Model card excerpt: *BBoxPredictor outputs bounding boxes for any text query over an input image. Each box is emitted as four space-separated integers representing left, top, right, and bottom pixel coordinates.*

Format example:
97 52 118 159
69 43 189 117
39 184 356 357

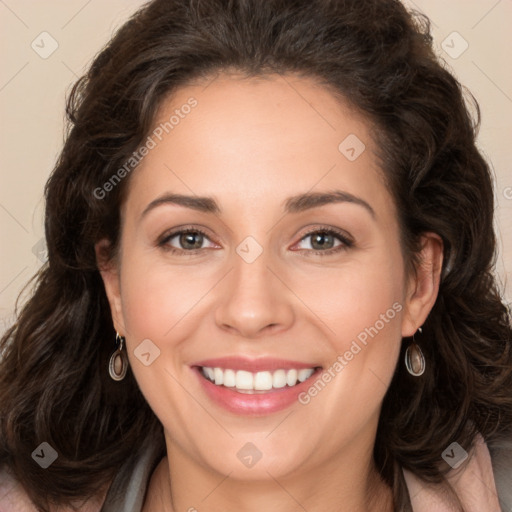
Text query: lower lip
193 367 321 415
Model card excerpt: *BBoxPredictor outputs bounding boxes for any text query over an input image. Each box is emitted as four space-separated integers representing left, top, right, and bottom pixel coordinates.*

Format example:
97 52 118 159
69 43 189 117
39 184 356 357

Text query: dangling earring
405 327 426 377
109 333 128 381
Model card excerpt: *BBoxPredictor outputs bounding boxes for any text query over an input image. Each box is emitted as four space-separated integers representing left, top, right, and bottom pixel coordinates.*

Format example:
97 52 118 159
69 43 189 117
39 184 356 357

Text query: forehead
124 73 394 222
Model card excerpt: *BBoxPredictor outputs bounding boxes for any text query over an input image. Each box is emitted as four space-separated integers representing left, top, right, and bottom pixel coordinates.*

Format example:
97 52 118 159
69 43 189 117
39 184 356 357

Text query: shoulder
0 466 38 512
403 432 512 511
0 435 163 512
487 432 512 510
0 465 107 512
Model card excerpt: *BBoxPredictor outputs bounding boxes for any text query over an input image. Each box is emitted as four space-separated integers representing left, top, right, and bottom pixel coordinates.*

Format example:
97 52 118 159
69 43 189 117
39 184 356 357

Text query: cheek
293 246 405 349
339 255 405 374
293 244 405 407
118 251 213 341
116 251 209 440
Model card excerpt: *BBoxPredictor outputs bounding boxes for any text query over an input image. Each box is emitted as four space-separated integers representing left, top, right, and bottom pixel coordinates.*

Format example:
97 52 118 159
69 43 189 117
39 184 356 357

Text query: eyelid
158 224 216 241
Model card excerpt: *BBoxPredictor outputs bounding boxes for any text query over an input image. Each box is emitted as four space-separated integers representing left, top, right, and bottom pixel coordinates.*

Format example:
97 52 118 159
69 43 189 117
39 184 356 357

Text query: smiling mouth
198 366 322 393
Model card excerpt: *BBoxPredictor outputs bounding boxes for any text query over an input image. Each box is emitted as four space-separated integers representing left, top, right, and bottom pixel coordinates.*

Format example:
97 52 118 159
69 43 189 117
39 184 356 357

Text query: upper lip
192 356 322 373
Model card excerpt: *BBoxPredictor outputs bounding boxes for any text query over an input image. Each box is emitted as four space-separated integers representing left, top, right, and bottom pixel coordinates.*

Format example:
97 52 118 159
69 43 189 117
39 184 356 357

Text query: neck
144 437 394 512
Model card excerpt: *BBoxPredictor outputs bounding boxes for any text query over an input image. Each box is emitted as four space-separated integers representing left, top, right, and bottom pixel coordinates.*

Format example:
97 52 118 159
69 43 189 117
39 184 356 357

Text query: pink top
403 434 502 511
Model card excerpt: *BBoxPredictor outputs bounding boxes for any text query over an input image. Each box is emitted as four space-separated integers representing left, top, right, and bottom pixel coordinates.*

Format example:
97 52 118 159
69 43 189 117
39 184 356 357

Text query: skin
97 72 443 512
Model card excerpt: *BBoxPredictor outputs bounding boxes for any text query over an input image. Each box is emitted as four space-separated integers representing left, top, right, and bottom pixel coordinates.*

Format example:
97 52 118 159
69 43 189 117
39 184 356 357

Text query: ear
95 238 126 335
401 232 444 337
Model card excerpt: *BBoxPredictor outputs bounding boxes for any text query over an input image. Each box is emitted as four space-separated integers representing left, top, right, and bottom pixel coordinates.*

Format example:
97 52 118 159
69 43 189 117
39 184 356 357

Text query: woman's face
99 73 440 482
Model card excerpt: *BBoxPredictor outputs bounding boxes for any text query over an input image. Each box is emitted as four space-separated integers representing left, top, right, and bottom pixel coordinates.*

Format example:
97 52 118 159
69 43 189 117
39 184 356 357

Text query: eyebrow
284 190 375 218
140 190 376 220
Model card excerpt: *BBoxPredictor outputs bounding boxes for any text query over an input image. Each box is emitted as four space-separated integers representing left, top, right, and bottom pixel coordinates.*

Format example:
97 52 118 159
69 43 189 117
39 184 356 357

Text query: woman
1 0 511 510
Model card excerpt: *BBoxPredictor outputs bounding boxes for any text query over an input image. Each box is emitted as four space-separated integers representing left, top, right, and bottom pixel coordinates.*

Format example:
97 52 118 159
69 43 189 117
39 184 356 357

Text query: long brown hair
1 0 511 510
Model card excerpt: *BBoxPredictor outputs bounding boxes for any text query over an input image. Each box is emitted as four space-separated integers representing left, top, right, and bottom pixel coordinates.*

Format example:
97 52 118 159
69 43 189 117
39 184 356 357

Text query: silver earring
405 327 426 377
109 333 128 381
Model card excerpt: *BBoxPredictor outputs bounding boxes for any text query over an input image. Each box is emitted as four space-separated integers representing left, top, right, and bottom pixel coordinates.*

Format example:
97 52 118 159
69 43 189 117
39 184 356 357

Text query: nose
214 248 295 339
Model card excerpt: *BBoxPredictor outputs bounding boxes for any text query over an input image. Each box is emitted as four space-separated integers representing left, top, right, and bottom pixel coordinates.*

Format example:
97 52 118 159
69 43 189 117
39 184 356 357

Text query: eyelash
157 225 354 256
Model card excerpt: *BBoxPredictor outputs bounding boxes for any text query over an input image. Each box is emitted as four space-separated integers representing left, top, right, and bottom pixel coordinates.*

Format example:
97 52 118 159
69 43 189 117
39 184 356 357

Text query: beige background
1 0 511 335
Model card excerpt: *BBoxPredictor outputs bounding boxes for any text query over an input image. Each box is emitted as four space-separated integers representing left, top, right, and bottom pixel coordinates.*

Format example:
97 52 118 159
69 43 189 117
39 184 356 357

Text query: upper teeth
201 367 315 391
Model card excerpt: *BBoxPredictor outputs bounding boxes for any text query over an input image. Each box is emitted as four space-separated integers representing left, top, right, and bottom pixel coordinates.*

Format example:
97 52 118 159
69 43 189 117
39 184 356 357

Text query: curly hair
1 0 511 510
